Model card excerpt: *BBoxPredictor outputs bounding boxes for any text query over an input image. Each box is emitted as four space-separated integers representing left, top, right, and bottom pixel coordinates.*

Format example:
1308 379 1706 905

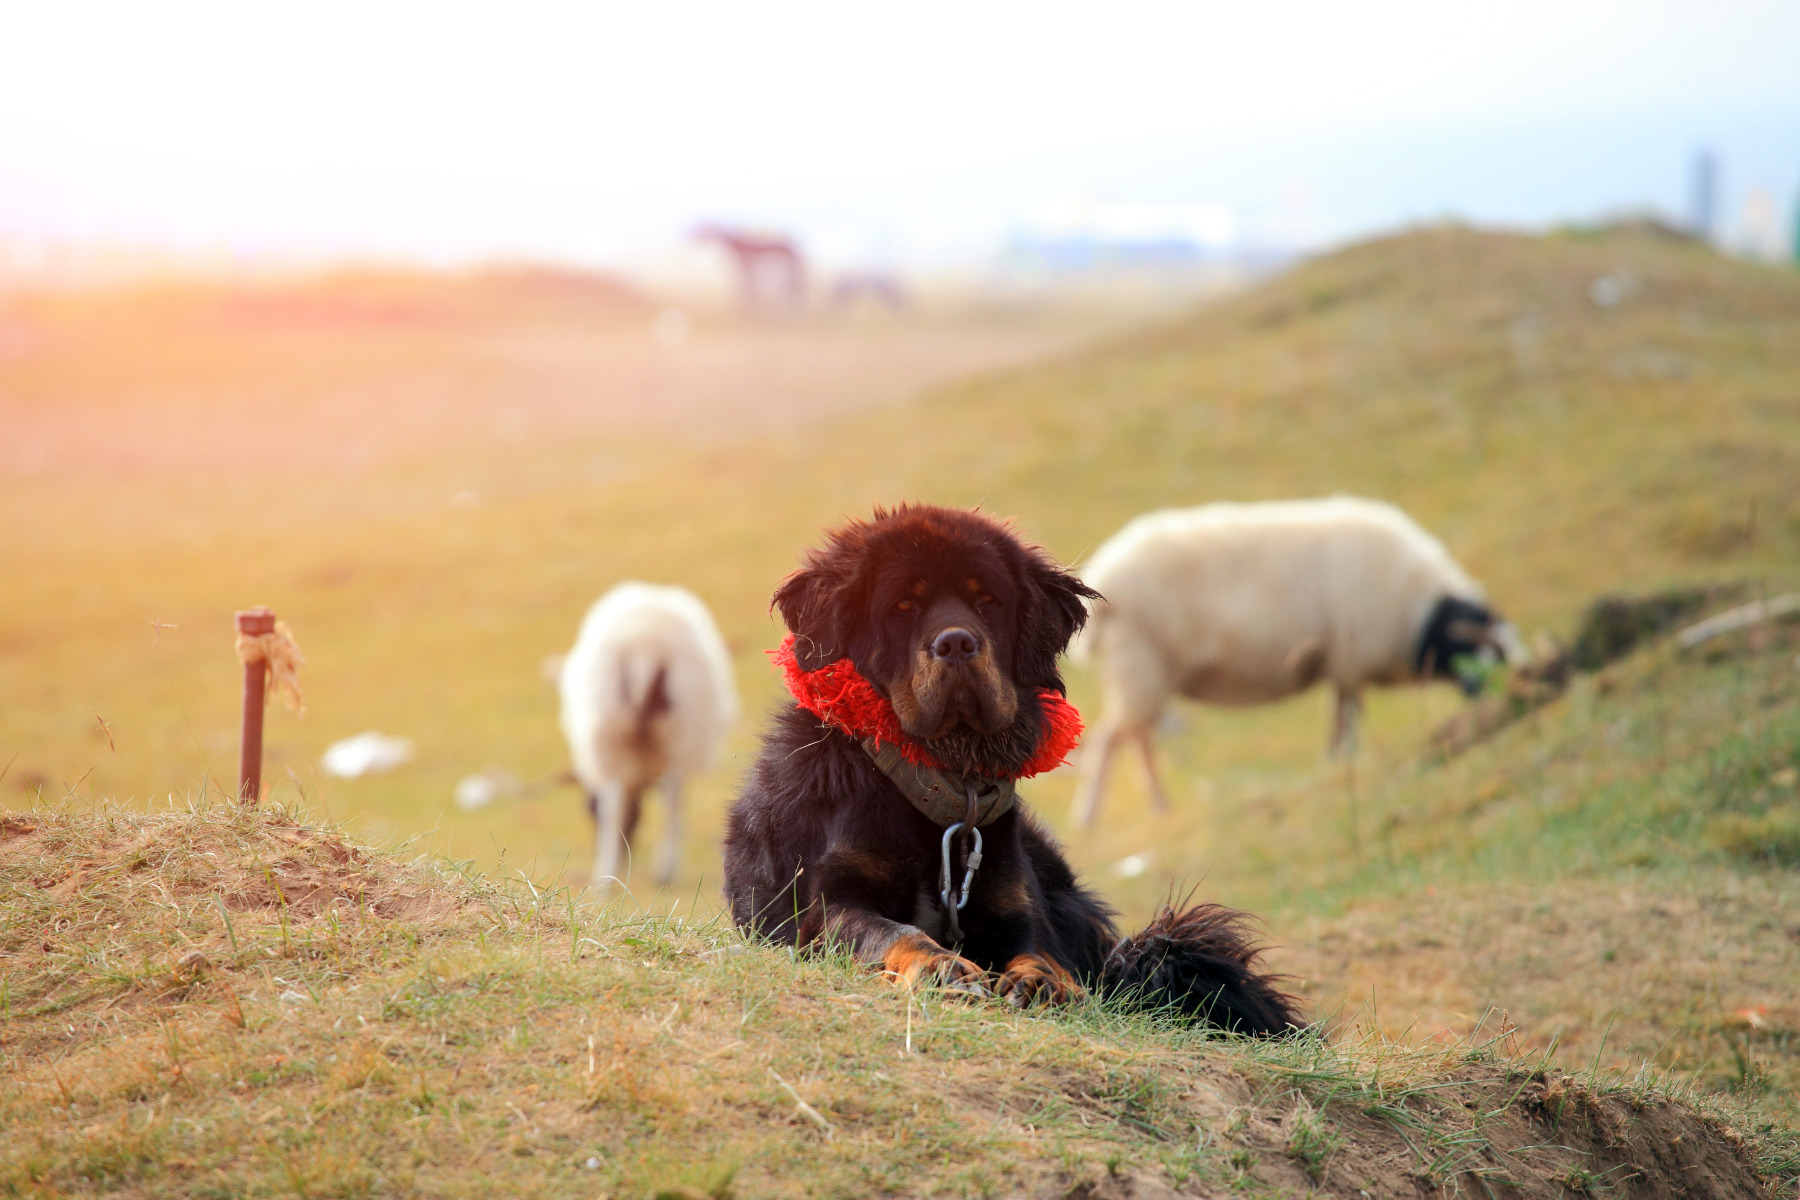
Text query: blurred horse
693 224 806 311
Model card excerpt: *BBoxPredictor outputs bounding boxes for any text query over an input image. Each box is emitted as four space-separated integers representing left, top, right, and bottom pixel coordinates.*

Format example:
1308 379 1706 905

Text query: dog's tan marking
832 850 899 888
882 930 989 994
983 872 1035 918
995 952 1084 1008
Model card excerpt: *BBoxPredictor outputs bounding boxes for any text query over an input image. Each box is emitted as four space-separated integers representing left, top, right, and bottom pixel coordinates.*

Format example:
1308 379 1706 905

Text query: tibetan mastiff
722 504 1298 1033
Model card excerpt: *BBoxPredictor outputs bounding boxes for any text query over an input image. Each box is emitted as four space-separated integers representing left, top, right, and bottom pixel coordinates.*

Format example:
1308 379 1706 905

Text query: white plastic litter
1112 852 1154 879
454 773 501 811
320 731 415 779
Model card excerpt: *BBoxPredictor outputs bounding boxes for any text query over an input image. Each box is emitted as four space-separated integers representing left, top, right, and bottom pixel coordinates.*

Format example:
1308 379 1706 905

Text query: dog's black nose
931 627 980 664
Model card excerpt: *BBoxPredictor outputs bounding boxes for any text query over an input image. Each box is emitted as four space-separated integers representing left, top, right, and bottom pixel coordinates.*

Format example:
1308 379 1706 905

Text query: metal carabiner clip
939 821 983 912
939 782 988 945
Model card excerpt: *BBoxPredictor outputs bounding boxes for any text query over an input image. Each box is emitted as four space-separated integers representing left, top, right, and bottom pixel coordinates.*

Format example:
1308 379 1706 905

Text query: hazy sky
2 0 1797 267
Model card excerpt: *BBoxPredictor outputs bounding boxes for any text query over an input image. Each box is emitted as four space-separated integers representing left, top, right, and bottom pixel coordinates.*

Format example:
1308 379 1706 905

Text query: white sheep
558 582 738 890
1070 496 1521 827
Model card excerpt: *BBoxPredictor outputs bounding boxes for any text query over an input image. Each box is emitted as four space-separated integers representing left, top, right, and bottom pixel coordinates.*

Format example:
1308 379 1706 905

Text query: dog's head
774 504 1098 774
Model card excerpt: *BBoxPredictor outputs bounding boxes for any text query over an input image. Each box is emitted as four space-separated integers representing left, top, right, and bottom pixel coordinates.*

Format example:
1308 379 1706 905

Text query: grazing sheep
558 582 738 890
1070 496 1521 828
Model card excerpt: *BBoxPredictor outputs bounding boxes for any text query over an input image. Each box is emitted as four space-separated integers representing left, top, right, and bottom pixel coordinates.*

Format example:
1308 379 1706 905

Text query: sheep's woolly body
559 583 737 794
1068 497 1504 825
1080 496 1483 715
559 582 737 889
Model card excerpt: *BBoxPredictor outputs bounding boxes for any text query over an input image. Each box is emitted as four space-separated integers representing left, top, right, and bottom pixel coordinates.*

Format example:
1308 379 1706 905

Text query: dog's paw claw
996 954 1084 1008
930 953 992 997
883 937 993 997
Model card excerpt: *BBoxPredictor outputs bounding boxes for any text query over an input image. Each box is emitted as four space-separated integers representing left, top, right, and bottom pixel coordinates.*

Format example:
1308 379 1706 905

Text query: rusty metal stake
236 607 275 803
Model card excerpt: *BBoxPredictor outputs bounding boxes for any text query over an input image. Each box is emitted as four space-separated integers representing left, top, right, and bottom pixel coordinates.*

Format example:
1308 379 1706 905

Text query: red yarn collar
767 633 1082 779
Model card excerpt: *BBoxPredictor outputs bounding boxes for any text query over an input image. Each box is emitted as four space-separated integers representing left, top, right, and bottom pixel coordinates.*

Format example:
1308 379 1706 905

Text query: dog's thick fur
723 505 1298 1033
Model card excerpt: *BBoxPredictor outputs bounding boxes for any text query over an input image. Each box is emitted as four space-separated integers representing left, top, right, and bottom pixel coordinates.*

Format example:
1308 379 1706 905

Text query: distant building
1689 149 1718 242
1004 200 1243 274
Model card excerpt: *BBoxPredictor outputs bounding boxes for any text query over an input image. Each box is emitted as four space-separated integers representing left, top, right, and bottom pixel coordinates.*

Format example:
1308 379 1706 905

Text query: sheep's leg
1069 720 1129 829
1134 727 1171 814
610 784 647 885
1329 687 1363 758
653 776 683 888
620 785 646 844
592 779 628 891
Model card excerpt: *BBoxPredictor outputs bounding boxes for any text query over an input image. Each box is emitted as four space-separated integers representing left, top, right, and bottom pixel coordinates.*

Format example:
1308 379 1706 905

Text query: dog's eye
895 599 913 613
977 594 996 607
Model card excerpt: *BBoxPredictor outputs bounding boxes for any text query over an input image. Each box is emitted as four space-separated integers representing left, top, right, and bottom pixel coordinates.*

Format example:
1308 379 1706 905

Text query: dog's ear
772 558 862 670
1016 552 1102 691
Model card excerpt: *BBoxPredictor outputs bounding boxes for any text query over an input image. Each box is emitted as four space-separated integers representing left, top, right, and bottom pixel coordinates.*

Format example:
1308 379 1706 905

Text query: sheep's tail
616 655 672 746
1100 903 1301 1036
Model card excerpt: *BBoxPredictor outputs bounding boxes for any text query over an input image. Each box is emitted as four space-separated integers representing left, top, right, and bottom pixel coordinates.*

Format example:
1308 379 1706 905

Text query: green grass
1262 622 1800 1117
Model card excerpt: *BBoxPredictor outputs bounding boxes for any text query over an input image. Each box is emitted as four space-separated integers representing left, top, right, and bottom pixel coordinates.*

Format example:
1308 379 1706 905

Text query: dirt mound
1268 1073 1761 1199
1066 1072 1766 1198
0 801 487 1045
1570 584 1745 671
1048 1024 1776 1199
1 802 442 919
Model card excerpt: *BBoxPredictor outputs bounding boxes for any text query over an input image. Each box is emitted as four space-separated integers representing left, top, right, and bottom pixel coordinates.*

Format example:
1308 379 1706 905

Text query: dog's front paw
882 931 991 997
996 953 1084 1008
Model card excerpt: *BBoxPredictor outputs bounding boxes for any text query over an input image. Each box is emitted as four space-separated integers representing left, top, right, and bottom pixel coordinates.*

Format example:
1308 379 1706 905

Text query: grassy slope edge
1 800 1791 1199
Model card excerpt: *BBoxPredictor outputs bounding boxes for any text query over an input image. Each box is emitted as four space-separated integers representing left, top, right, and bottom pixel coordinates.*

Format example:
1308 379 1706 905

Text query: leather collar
860 738 1016 827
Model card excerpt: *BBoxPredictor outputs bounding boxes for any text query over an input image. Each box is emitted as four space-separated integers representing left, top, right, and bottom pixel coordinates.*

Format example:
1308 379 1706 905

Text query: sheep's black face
1417 596 1509 696
773 504 1098 776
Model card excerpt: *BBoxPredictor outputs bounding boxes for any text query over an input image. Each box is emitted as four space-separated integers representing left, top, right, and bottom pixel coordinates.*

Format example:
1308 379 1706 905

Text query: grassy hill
4 223 1800 1192
0 799 1790 1198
